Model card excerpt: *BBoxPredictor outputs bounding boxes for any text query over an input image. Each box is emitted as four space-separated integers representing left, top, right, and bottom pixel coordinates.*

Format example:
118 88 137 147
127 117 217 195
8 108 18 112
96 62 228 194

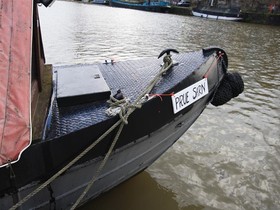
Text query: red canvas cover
0 0 33 167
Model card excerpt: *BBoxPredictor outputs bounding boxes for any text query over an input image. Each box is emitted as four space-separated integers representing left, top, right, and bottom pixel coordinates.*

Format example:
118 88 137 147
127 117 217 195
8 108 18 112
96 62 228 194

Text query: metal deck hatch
56 65 111 106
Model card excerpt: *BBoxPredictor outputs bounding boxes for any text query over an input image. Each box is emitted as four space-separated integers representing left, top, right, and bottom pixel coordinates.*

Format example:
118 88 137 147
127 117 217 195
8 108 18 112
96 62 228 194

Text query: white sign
171 78 208 114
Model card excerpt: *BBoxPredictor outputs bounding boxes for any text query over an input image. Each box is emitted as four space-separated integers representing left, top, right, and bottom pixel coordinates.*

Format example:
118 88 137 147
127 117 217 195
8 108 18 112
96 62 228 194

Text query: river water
39 1 280 210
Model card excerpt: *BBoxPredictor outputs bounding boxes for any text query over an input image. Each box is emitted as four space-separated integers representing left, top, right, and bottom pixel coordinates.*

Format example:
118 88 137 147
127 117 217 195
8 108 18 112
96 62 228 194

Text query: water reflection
39 1 280 210
79 172 205 210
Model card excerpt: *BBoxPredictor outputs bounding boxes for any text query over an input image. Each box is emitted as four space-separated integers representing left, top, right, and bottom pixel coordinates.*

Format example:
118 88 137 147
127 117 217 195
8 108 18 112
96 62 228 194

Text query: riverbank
241 11 280 25
169 6 192 16
169 6 280 26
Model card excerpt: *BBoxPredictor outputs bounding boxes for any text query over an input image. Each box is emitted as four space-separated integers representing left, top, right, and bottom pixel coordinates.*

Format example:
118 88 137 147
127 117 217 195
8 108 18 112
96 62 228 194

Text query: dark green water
39 1 280 209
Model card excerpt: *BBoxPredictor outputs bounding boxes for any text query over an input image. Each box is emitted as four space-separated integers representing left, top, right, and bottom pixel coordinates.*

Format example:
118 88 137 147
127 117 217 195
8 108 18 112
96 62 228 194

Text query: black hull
192 7 242 20
1 94 213 209
0 48 228 209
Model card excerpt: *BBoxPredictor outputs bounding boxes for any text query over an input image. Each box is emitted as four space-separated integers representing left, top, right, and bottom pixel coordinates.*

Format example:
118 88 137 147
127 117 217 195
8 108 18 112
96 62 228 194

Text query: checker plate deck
47 50 208 139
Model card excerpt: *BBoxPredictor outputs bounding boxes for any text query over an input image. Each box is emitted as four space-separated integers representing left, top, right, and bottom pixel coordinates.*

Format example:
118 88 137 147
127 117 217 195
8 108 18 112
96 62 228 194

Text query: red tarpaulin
0 0 33 167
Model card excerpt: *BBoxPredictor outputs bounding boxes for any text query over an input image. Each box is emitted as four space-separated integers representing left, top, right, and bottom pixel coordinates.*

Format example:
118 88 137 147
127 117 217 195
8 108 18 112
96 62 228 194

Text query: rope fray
106 96 142 122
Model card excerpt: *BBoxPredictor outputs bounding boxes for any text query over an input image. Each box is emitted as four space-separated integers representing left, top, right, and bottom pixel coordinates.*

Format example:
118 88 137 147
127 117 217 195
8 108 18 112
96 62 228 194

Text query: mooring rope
9 120 122 210
9 56 174 210
70 122 125 210
70 59 174 209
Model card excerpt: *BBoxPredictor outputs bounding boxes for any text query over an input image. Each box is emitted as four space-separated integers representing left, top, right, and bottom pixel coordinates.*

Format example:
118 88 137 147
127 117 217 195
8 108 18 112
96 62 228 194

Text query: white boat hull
192 11 242 21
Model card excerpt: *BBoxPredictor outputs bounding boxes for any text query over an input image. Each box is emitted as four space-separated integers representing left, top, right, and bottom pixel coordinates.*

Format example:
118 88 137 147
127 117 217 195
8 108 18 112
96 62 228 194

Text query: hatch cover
56 65 111 106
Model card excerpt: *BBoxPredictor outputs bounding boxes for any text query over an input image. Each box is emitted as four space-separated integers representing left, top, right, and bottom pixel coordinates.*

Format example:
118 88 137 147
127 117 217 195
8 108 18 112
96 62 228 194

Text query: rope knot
106 92 144 125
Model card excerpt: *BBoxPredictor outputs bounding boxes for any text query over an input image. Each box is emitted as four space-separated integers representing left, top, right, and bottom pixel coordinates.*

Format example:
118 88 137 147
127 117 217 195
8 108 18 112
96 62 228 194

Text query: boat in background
110 0 171 13
0 0 244 209
91 0 109 5
177 0 191 7
192 0 242 21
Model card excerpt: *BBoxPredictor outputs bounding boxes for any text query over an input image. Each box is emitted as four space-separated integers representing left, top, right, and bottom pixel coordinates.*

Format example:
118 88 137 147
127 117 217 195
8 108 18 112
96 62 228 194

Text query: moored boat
192 0 242 21
110 0 171 13
0 0 244 209
91 0 109 5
